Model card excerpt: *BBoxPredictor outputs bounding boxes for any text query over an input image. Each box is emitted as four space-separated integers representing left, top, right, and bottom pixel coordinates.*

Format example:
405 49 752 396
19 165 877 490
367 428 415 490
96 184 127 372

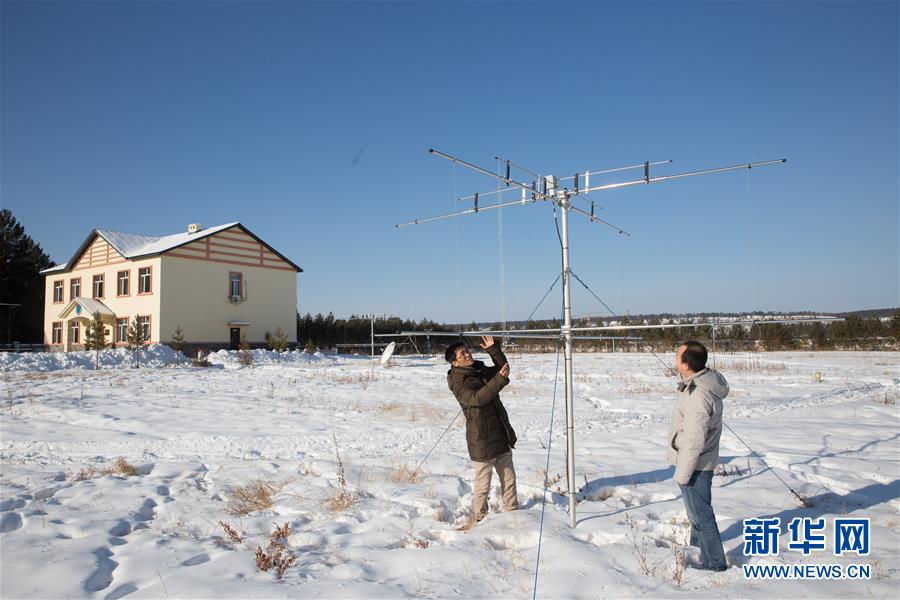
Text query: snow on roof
43 221 302 275
40 263 68 274
97 222 239 258
60 297 115 319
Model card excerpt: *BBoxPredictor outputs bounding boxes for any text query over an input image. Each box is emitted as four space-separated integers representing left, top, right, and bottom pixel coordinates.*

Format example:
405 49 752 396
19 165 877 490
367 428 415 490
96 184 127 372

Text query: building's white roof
40 221 302 275
41 263 68 274
97 222 239 258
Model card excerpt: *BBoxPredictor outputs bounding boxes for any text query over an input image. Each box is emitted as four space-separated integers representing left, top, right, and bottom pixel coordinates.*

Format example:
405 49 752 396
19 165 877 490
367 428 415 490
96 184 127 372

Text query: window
229 272 243 298
69 321 80 344
116 318 128 343
138 316 150 340
53 281 64 303
70 278 81 300
117 271 129 296
93 274 105 298
52 322 63 344
138 267 152 294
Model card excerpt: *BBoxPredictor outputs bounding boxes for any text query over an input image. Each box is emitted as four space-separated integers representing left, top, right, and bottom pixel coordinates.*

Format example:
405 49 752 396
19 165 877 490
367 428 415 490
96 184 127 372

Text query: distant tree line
296 313 441 353
298 311 899 354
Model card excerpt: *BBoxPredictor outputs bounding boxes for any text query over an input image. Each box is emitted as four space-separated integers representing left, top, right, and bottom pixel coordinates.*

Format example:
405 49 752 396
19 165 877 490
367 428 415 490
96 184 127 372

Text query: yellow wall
43 256 162 347
158 255 297 344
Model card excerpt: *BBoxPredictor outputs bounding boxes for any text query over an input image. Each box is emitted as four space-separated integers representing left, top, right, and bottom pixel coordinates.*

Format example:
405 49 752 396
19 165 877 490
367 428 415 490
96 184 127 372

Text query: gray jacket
666 368 729 485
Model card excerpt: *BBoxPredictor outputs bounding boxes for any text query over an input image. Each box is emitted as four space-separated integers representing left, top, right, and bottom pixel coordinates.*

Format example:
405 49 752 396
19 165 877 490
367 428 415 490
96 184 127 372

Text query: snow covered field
1 348 898 599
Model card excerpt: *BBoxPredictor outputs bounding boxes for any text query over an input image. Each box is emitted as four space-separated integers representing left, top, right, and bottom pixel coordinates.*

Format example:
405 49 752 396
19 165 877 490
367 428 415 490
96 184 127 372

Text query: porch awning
59 297 115 319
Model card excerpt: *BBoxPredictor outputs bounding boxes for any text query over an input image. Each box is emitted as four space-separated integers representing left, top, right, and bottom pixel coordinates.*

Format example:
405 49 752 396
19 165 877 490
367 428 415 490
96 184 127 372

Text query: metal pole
371 315 375 378
560 193 576 528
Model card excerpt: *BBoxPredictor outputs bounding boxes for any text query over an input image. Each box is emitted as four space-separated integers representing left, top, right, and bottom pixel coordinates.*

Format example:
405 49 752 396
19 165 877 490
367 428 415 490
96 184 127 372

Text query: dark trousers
679 470 727 571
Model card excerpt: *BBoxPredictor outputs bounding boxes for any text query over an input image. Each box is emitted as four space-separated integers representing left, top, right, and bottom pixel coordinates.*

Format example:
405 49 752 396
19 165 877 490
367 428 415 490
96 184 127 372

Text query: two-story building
41 222 302 351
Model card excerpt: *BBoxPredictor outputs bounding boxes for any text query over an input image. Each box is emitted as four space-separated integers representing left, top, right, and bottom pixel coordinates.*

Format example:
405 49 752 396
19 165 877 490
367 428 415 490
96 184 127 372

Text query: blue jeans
679 470 727 571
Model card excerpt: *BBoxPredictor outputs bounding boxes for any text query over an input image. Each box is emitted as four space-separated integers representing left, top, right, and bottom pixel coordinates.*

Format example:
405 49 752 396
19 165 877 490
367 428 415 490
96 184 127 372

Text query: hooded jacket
447 344 517 462
666 368 729 485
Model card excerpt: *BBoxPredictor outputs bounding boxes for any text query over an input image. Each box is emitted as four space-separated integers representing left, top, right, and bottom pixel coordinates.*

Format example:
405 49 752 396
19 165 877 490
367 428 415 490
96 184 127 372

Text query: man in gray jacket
667 340 729 571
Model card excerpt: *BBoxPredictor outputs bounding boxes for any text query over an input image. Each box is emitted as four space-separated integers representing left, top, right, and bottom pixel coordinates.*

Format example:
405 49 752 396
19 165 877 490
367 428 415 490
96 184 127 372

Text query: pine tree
0 210 54 343
238 334 253 366
83 312 108 369
170 326 185 353
126 316 147 368
270 326 288 352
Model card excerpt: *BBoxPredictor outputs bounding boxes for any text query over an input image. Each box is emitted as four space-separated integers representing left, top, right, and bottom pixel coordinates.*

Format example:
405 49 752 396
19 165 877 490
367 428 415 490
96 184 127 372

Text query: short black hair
679 340 708 372
445 342 466 364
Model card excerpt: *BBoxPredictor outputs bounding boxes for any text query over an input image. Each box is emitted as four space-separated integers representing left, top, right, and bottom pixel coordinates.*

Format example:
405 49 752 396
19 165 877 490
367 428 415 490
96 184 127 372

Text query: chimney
188 223 202 234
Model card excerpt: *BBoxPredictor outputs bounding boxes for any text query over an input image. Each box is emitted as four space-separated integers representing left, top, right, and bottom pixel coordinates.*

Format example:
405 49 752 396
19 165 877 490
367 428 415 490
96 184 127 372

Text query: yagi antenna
396 147 786 528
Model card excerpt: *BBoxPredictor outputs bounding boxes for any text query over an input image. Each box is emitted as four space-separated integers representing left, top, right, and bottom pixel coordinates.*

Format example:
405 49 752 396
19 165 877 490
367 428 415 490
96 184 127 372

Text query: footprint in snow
108 520 132 537
182 553 210 567
134 498 157 522
84 547 118 593
0 512 23 533
0 498 26 511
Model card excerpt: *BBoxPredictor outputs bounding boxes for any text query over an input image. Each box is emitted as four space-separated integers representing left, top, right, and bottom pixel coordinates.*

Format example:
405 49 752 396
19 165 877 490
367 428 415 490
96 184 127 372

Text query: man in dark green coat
446 336 518 522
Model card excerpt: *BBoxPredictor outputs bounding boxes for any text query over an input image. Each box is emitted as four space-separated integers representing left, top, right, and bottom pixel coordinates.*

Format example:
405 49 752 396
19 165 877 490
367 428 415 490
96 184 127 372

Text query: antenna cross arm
395 196 532 228
429 148 553 202
568 205 631 236
583 159 786 194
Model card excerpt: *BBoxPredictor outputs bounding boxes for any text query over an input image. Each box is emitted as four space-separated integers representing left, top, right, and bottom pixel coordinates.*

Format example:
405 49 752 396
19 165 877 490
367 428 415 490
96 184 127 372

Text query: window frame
228 271 243 298
116 317 128 344
92 273 105 299
52 321 63 344
137 315 151 341
52 280 64 303
70 277 81 301
116 270 130 297
69 320 80 344
138 267 152 295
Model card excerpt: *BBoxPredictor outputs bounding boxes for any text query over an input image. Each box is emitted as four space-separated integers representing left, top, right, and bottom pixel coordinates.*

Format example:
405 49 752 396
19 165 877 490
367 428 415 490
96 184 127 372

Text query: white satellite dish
380 341 396 366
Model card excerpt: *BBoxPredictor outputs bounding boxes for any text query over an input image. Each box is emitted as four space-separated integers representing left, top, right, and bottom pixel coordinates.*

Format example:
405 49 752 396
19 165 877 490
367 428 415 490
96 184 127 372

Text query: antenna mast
398 149 786 528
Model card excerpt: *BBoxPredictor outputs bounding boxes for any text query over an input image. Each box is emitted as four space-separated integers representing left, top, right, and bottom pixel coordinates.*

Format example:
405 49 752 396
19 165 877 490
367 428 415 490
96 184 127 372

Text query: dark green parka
447 344 517 462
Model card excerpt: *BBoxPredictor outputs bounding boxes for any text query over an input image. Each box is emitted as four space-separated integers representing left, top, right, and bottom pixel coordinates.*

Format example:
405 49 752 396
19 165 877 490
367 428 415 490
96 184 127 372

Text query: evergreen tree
83 311 108 369
170 326 185 353
270 326 289 352
126 316 147 367
0 210 54 344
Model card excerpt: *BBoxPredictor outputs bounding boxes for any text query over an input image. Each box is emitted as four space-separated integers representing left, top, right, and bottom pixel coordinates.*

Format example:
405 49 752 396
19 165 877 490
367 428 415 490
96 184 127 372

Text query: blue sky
2 1 897 323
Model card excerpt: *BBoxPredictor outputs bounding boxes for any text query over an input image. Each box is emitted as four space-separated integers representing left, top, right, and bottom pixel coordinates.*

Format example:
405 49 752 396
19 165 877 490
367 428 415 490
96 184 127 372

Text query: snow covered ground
1 348 898 598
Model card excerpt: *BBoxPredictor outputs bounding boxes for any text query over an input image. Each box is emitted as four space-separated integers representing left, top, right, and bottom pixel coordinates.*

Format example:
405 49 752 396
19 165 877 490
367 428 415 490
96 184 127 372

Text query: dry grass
70 457 136 481
390 462 425 484
226 479 281 516
714 461 752 477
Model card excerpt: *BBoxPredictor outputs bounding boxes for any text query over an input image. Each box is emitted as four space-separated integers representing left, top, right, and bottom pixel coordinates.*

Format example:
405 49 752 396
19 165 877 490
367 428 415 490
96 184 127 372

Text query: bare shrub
668 517 690 586
219 521 243 544
238 335 253 366
326 434 357 511
255 522 297 579
625 514 653 576
226 479 279 516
